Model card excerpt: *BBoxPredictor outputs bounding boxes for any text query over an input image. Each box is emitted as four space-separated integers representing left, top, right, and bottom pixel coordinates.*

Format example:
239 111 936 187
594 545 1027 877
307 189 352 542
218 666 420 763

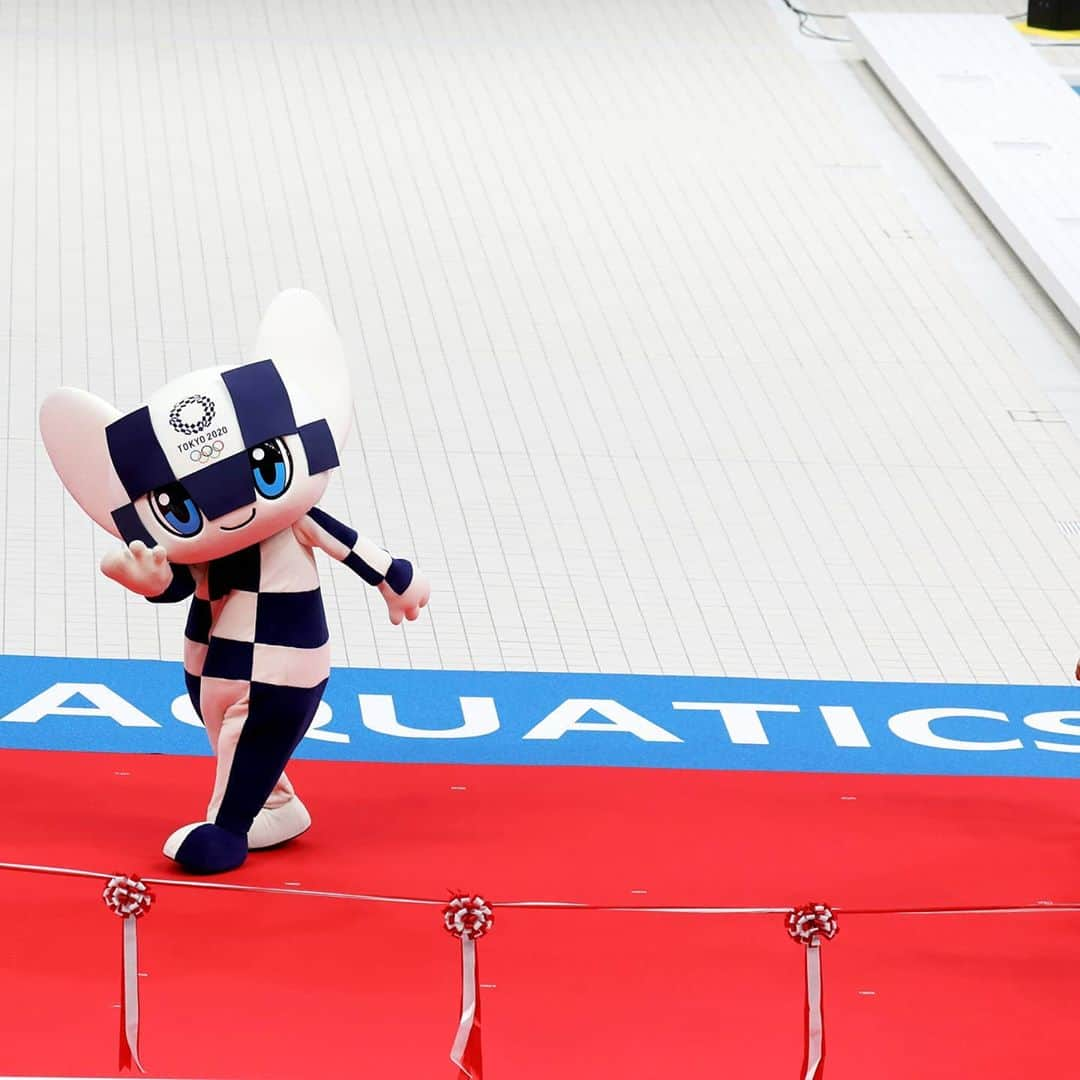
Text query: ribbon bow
443 895 494 1078
786 902 838 947
786 903 837 1080
103 875 154 1073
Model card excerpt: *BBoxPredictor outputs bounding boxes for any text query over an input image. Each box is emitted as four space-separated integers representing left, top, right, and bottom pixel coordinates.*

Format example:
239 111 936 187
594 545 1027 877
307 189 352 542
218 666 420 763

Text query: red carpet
1 749 1079 1077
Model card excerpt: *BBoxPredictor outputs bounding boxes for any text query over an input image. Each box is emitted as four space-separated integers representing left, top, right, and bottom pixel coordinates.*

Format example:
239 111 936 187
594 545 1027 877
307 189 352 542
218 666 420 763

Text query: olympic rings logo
169 394 216 435
189 440 225 463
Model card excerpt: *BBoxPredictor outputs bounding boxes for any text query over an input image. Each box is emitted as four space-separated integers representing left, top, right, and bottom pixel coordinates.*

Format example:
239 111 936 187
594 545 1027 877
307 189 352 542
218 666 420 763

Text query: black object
1028 0 1080 31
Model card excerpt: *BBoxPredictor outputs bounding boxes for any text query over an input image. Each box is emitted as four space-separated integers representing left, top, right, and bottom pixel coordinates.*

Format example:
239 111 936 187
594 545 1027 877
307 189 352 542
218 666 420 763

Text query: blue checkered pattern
182 539 330 696
150 507 407 840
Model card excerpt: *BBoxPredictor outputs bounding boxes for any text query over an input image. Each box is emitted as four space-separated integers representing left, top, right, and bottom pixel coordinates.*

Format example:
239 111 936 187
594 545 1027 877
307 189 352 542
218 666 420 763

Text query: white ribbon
450 935 478 1073
803 942 823 1080
123 915 145 1074
5 862 1078 918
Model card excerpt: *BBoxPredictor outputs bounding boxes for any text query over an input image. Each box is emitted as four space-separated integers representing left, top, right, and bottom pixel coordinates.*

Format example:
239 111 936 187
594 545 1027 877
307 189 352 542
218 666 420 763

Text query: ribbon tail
450 936 482 1079
119 916 145 1074
802 942 825 1080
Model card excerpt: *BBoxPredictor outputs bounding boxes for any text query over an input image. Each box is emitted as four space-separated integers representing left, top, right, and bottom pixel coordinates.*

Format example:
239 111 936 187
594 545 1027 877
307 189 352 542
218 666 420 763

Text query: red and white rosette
786 903 838 1080
443 895 494 1079
103 874 154 1074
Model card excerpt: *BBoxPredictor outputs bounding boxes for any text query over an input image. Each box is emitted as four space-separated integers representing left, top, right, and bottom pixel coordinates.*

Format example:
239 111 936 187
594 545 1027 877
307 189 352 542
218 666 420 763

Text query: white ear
39 388 126 538
250 289 352 448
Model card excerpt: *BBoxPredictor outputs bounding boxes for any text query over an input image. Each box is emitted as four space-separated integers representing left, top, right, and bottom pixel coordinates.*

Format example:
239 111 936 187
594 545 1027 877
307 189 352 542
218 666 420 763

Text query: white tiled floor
4 0 1080 683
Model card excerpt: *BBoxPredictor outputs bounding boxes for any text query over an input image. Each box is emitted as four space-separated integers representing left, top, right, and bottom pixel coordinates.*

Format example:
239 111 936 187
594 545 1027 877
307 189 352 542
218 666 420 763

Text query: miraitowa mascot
39 290 430 874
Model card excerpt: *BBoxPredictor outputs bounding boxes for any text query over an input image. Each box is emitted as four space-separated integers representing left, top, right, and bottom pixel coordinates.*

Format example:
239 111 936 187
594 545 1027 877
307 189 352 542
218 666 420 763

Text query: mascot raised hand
39 290 430 874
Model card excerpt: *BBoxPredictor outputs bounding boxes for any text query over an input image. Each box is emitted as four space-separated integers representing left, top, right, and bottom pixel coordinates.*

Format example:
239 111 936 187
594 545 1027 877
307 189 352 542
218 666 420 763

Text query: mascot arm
295 507 430 625
147 562 198 604
100 541 196 603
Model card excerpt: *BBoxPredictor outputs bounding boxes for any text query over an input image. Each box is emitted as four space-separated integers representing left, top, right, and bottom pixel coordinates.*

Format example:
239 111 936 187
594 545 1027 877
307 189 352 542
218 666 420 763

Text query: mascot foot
163 822 248 874
248 796 312 850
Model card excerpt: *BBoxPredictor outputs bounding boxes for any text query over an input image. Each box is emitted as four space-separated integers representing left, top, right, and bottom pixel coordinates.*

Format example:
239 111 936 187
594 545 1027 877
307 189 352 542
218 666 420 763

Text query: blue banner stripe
0 654 1079 779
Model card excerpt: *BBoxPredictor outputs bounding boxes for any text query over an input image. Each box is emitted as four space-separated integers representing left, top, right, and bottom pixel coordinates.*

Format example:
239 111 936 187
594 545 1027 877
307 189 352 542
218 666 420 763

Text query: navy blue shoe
163 821 248 874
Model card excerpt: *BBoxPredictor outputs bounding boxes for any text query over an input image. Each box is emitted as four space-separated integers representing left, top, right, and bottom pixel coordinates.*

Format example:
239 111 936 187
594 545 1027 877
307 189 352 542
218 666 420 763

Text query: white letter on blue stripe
888 708 1020 751
1023 712 1080 753
0 683 160 727
359 695 500 738
524 699 682 742
671 702 799 745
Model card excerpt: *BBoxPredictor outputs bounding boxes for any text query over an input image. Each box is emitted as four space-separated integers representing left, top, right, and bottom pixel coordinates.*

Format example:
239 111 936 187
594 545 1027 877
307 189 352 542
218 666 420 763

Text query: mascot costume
39 290 430 874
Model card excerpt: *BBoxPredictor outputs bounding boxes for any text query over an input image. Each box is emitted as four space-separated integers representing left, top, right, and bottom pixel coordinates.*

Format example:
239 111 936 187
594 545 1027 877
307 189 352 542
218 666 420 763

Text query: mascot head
39 290 352 564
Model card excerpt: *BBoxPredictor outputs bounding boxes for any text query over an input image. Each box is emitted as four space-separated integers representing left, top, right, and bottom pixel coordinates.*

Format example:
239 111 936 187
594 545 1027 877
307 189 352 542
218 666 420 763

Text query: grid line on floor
3 0 1080 683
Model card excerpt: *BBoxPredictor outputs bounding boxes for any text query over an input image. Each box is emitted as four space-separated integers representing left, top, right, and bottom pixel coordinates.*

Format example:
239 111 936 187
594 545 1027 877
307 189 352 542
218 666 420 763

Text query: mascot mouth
219 508 256 532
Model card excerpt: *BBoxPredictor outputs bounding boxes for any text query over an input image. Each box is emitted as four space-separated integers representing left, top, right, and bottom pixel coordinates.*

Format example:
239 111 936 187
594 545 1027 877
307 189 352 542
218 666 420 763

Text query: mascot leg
247 770 313 850
164 679 326 873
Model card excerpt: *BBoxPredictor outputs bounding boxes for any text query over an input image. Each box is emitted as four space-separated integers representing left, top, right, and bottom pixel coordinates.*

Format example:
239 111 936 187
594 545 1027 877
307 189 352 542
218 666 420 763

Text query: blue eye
250 438 292 499
149 483 203 537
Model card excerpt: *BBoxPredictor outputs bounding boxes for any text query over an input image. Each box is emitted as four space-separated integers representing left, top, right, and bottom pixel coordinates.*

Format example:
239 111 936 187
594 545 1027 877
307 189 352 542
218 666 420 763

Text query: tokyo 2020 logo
169 395 216 436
